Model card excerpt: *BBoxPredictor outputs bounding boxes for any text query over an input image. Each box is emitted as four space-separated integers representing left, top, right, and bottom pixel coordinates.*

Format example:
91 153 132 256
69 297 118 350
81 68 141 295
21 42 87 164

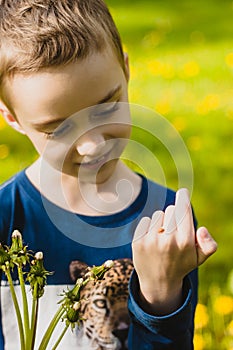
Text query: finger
196 227 218 265
148 210 164 234
133 216 151 242
163 205 176 234
175 188 194 236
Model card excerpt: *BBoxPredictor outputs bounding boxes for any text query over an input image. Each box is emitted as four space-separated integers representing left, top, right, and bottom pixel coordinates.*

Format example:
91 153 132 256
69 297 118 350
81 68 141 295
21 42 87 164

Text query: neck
26 158 142 216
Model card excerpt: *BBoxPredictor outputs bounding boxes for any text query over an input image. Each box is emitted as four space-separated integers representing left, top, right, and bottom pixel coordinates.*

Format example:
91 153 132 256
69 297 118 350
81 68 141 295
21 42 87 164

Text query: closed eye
44 120 74 139
91 101 119 119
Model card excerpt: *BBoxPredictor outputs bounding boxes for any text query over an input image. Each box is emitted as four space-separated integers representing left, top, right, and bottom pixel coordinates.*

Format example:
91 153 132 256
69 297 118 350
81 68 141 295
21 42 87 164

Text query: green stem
38 306 65 350
17 265 30 347
30 283 39 350
51 324 69 350
5 269 25 350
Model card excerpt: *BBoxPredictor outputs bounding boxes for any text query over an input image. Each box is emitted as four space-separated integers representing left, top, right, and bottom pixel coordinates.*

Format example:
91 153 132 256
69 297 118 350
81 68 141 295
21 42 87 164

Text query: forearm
128 271 194 350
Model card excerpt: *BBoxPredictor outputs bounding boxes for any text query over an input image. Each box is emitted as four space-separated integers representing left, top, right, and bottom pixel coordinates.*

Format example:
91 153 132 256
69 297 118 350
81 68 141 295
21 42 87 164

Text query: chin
76 159 118 185
96 159 118 184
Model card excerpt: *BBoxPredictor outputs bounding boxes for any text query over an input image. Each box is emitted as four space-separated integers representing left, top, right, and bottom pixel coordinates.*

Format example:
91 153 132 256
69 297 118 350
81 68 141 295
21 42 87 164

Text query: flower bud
76 278 84 286
35 252 43 260
90 260 114 280
66 306 80 323
73 301 81 311
27 251 52 298
103 260 114 269
12 230 22 239
9 230 29 266
11 230 23 251
0 244 11 269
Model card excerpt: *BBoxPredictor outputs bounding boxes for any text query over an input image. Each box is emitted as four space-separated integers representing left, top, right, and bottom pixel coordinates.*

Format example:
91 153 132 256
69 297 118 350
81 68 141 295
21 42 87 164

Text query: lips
77 148 113 169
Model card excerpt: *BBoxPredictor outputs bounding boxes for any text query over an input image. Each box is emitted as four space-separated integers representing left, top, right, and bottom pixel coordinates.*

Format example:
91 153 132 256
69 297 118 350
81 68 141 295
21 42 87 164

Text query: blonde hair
0 0 125 85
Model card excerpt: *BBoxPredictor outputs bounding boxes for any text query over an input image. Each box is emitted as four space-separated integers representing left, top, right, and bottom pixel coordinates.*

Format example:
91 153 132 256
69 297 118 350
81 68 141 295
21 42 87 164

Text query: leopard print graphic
69 258 134 350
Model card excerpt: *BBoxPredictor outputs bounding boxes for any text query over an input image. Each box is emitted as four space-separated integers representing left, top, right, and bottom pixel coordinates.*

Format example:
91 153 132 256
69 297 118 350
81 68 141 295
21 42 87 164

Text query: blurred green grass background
0 0 232 348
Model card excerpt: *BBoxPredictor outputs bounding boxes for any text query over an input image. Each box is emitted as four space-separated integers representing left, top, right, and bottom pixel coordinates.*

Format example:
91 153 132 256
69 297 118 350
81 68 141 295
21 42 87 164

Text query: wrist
139 280 183 316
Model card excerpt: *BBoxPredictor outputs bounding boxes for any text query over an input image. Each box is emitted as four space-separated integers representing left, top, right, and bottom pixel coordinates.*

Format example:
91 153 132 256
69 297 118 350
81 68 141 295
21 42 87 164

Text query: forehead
4 47 126 121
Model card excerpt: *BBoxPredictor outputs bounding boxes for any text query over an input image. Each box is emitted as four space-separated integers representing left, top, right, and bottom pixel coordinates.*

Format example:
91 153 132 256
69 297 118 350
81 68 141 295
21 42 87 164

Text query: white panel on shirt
1 284 91 349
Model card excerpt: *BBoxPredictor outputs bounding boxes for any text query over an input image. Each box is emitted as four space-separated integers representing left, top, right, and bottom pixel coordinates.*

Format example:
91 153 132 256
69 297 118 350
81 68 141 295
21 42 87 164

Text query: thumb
196 227 218 266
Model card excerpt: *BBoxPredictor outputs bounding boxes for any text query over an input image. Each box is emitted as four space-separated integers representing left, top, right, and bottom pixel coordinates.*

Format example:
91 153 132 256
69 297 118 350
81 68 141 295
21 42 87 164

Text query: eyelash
44 132 54 139
91 100 120 119
44 100 120 139
44 122 73 140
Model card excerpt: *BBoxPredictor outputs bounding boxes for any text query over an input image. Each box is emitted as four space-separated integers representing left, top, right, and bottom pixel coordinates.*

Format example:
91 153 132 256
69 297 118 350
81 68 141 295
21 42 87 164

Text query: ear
69 260 89 282
0 101 26 135
123 52 130 82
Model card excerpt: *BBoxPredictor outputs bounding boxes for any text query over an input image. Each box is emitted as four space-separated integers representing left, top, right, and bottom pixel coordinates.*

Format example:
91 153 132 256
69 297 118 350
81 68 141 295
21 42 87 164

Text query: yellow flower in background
194 333 205 350
196 93 220 115
129 88 141 103
155 90 174 115
225 52 233 68
0 117 6 130
195 303 209 329
182 61 200 78
155 100 171 115
172 117 187 132
122 43 128 53
147 60 174 79
147 60 165 77
213 295 233 316
129 64 139 80
0 144 9 160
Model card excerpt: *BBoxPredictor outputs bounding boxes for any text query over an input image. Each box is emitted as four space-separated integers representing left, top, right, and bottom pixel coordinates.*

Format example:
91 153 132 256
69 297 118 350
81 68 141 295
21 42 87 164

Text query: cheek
34 135 75 171
24 132 47 155
108 124 131 139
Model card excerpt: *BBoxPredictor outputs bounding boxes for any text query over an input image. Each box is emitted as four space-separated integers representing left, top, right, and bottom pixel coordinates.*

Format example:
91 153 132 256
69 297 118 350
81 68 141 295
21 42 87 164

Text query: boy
0 0 217 349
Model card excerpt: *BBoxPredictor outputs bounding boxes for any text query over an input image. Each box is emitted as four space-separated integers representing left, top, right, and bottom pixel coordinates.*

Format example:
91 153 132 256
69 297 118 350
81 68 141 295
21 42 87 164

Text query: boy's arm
128 188 217 349
128 271 194 349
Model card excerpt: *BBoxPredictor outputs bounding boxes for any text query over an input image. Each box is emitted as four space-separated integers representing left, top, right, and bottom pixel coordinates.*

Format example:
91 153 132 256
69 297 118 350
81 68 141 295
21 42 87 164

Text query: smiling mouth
77 149 113 168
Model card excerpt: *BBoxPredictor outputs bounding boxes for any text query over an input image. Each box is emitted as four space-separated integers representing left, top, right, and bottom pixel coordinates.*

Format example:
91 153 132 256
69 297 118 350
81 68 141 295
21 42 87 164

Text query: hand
132 188 217 315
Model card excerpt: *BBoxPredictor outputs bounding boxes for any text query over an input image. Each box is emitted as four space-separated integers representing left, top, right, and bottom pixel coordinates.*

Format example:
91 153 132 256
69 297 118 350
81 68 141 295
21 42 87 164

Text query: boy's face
3 47 131 183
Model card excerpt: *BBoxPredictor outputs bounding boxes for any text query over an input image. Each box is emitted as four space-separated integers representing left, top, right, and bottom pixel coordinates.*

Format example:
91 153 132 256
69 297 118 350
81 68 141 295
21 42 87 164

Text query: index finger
133 216 151 242
175 188 195 236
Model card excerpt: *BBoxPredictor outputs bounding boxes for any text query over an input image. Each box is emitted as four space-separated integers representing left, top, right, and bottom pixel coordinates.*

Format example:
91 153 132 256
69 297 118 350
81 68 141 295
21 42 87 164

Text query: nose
76 131 106 156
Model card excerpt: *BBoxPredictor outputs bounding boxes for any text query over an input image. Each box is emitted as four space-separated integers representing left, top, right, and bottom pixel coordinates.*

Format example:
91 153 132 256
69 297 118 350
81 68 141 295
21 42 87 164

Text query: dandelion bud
103 260 114 269
12 230 22 240
73 301 81 311
66 306 80 323
27 251 52 298
76 278 84 286
35 252 43 260
90 260 114 281
11 230 23 251
0 244 11 269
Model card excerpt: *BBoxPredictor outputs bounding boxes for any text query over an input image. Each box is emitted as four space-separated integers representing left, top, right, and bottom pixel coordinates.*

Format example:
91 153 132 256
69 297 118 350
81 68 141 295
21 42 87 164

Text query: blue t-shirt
0 170 197 349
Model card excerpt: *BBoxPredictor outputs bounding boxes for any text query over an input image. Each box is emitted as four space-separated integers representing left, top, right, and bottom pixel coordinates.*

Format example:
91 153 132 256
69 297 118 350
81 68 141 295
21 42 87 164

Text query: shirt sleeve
127 270 194 350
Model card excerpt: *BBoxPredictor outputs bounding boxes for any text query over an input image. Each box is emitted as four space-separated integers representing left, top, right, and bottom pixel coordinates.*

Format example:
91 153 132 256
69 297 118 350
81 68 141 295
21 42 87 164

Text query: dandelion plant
0 230 113 350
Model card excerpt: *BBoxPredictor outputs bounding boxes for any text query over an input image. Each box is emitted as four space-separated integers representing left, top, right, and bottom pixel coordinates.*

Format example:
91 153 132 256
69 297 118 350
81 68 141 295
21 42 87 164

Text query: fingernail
200 228 210 240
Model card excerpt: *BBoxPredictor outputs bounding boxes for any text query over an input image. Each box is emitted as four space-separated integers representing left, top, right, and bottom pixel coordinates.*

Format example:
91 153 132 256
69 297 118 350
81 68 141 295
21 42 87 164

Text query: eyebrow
31 85 122 130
